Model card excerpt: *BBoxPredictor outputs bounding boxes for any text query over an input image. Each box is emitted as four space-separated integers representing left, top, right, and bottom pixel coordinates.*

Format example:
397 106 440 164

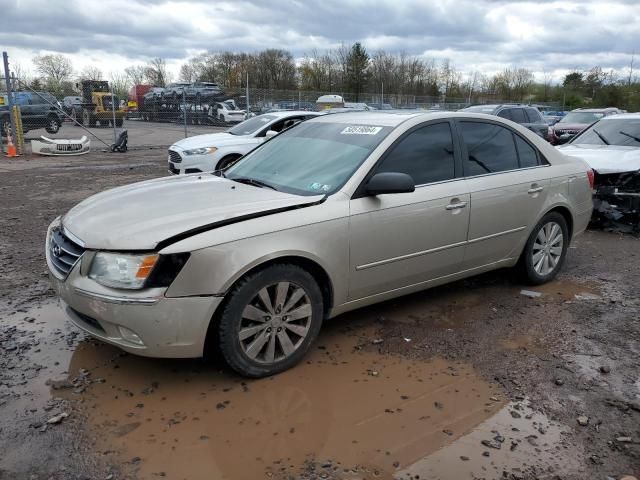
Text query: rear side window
525 108 542 123
514 135 539 168
509 108 528 124
377 122 455 185
459 121 519 176
497 109 513 120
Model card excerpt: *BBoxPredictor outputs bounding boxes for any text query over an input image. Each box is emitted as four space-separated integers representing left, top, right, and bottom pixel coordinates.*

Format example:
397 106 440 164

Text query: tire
216 154 241 170
217 264 324 378
115 118 123 127
518 212 569 285
83 109 96 127
45 116 61 134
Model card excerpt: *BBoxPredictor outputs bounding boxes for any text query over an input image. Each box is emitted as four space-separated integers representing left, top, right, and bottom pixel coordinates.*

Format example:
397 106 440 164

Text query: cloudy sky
0 0 637 83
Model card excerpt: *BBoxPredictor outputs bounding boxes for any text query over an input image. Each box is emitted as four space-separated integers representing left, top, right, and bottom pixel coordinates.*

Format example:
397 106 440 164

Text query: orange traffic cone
5 137 16 157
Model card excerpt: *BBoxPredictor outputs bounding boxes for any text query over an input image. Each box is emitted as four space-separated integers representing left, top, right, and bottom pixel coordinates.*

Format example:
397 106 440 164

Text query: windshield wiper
592 129 610 145
230 176 278 191
619 131 640 144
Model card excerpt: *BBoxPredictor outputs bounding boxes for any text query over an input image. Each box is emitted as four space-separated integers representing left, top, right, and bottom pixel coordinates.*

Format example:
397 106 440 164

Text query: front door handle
528 186 544 194
446 201 467 210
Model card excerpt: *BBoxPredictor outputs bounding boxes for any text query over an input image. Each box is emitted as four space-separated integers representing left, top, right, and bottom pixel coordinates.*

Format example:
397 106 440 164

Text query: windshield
462 105 497 114
228 115 277 136
102 95 119 109
560 112 603 124
572 119 640 146
225 121 393 195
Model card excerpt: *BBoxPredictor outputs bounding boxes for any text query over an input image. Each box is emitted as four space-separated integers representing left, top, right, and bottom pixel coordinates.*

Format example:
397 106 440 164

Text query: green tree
346 43 370 101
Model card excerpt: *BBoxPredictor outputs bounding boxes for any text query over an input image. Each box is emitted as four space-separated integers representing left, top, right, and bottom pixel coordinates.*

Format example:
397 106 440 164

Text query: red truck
127 84 152 117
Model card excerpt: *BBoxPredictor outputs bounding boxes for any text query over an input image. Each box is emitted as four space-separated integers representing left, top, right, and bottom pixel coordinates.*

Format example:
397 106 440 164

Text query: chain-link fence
2 75 562 153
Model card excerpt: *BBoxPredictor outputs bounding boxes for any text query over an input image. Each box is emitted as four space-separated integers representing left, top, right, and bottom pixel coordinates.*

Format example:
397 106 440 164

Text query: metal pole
245 72 249 120
182 88 187 138
2 52 17 147
110 90 117 145
381 81 384 106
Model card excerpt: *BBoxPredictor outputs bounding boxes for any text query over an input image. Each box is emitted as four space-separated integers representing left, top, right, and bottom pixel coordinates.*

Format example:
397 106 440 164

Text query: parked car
344 102 374 110
1 91 63 136
47 111 592 377
549 108 623 145
185 82 224 101
143 87 165 102
162 82 191 100
62 96 82 115
461 104 549 140
168 111 321 173
210 100 246 124
558 113 640 227
368 103 394 110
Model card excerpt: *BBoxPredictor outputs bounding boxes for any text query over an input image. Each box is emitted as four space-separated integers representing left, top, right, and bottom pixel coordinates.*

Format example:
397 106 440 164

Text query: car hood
558 144 640 174
62 175 323 250
170 133 252 150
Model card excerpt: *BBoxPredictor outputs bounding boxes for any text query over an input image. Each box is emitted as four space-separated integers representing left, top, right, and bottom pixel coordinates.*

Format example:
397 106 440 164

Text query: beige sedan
46 111 593 377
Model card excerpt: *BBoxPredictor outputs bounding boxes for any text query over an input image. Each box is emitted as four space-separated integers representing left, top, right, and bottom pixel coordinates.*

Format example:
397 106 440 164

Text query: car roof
264 110 323 119
309 110 466 126
572 107 619 113
600 112 640 120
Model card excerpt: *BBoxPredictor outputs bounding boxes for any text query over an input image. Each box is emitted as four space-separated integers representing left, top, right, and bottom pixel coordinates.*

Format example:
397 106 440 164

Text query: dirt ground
0 150 638 480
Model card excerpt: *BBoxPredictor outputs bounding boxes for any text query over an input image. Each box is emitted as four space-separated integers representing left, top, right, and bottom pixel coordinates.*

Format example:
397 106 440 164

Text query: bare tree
144 58 169 87
124 65 147 85
79 66 102 81
109 72 130 100
32 54 73 83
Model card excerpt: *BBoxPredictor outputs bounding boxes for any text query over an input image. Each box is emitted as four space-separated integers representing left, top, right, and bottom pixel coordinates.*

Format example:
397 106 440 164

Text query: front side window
376 122 455 185
226 121 392 196
459 121 519 176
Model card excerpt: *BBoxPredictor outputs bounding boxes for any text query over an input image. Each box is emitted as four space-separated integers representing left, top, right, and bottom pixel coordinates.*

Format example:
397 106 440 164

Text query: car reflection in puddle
59 313 504 479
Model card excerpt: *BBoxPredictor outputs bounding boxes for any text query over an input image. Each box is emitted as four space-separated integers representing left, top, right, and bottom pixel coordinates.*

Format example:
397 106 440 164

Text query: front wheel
518 212 569 285
45 116 61 134
217 264 324 378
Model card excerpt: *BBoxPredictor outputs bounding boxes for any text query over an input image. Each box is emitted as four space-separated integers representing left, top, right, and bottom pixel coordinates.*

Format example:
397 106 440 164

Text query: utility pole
245 72 250 120
381 81 384 107
110 90 117 144
182 88 187 138
2 52 17 147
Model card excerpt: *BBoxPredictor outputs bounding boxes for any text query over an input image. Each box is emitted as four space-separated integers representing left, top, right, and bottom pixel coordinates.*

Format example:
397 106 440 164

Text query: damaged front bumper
592 170 640 232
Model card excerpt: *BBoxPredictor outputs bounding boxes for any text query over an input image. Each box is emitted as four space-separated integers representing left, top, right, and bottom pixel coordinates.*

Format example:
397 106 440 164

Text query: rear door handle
528 186 544 194
446 201 467 210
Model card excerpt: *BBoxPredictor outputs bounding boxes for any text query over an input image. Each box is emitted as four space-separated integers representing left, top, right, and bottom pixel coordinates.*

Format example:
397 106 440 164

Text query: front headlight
183 147 218 156
89 252 159 289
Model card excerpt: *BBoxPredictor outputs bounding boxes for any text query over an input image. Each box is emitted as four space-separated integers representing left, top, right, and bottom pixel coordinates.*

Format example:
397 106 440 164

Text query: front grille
48 227 85 278
56 143 83 152
555 129 579 135
168 150 182 163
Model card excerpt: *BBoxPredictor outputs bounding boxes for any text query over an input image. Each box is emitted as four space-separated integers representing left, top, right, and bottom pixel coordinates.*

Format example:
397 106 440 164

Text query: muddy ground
0 151 638 480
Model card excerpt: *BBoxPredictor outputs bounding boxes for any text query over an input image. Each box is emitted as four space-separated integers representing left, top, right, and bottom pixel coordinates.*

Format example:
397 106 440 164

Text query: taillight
587 169 595 189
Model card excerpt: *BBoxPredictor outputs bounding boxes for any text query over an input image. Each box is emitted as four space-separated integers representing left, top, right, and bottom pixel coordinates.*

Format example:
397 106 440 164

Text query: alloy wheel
532 221 563 276
238 282 312 364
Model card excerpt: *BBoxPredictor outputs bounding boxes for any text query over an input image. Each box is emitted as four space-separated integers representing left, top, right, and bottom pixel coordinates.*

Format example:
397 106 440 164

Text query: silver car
46 112 593 377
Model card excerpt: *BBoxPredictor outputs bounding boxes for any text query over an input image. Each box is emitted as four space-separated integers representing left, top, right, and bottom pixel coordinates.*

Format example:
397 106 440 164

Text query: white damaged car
559 113 640 228
168 111 321 174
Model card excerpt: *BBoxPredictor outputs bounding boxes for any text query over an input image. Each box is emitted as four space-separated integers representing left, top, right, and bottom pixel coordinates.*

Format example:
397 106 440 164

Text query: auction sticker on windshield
341 125 383 135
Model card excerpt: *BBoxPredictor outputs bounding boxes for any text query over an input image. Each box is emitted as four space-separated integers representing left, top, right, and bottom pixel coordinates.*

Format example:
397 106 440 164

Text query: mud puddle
29 307 508 479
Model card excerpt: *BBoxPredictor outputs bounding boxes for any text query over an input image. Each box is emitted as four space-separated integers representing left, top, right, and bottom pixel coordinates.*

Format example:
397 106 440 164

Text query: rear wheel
217 264 323 378
72 109 83 125
82 109 96 127
518 212 569 285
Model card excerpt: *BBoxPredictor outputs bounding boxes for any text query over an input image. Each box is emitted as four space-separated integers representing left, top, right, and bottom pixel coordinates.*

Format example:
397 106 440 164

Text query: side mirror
265 130 278 139
365 172 415 196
